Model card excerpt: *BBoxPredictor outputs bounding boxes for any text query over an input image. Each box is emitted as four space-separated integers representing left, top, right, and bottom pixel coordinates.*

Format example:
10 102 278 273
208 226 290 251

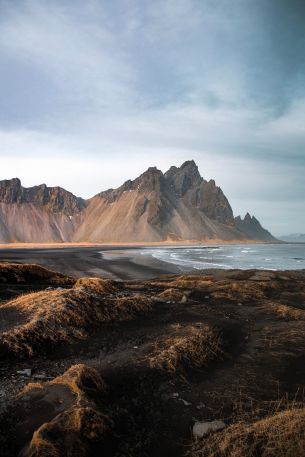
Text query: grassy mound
0 278 152 356
17 364 110 457
0 262 74 286
192 406 305 457
148 324 223 373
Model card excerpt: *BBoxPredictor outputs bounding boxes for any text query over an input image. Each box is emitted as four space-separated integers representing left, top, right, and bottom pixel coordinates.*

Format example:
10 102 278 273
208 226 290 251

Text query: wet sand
0 246 182 280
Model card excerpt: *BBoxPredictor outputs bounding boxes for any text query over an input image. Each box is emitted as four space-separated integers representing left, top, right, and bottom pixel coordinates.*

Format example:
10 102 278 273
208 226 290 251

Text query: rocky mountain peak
244 212 252 221
0 178 86 215
165 160 202 196
133 167 164 193
235 213 275 241
0 177 23 203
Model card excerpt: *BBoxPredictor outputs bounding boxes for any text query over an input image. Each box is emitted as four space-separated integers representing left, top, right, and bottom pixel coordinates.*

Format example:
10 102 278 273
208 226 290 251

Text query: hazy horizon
0 0 304 236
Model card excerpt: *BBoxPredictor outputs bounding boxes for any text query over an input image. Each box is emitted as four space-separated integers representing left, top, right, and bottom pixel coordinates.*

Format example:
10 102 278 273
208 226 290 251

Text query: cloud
0 0 304 234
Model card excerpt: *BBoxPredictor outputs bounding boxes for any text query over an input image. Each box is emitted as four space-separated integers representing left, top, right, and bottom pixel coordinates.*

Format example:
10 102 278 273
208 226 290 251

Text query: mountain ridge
0 161 276 243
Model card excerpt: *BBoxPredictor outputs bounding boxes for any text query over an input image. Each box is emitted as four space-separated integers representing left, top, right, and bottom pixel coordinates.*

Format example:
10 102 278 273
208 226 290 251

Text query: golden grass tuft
0 261 74 285
74 277 116 293
191 406 305 457
262 302 305 320
23 407 109 457
19 365 110 457
0 278 152 356
157 288 191 302
50 363 106 397
148 325 223 373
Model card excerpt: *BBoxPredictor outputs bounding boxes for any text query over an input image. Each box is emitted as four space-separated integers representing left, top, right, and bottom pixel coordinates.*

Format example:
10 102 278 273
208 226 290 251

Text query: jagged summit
165 160 202 196
0 178 86 215
235 213 275 241
0 161 275 243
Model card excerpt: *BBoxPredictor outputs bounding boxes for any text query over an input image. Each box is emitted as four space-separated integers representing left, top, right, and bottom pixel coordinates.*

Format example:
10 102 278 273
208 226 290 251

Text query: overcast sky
0 0 304 235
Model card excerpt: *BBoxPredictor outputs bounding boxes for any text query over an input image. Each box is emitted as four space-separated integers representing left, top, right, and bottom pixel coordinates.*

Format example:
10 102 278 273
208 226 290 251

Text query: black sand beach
0 246 182 280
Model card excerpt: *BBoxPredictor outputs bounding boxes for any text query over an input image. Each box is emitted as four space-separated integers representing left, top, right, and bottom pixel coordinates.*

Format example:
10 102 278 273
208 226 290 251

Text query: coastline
0 245 183 280
0 240 300 280
0 238 281 250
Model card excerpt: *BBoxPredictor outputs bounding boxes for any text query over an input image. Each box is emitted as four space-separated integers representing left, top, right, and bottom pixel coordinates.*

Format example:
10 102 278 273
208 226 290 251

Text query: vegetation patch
191 405 305 457
0 278 152 357
148 324 223 373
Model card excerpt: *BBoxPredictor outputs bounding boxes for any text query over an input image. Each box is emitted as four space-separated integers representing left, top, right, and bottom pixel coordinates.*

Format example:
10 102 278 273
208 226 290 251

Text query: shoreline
0 239 282 250
0 242 302 280
0 245 183 280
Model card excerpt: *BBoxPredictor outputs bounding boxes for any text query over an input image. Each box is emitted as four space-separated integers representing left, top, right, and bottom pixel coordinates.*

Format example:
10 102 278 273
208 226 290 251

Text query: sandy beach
0 245 182 280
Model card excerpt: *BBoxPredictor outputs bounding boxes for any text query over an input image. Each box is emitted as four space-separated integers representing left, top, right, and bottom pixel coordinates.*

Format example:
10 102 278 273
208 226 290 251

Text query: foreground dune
1 263 305 456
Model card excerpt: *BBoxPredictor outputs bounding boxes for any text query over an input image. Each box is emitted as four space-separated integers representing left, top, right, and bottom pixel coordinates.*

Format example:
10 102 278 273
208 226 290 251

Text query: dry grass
191 405 305 457
148 324 223 373
261 302 305 320
24 407 109 457
19 364 110 457
157 288 191 302
0 278 152 356
0 262 73 285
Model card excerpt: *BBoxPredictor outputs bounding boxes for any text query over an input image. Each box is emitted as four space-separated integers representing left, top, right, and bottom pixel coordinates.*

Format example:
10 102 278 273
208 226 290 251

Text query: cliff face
0 162 275 243
73 161 241 242
235 213 275 242
0 179 85 242
0 178 86 215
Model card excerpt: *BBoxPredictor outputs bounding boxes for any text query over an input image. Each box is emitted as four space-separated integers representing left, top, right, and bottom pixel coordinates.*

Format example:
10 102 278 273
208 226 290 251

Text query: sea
139 243 305 271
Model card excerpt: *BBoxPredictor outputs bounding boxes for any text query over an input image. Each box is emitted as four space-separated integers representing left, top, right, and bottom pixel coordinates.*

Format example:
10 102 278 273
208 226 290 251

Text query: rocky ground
0 262 305 456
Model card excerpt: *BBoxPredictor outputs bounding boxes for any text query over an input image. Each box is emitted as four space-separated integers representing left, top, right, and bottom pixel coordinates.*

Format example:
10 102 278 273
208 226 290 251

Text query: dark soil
1 264 305 456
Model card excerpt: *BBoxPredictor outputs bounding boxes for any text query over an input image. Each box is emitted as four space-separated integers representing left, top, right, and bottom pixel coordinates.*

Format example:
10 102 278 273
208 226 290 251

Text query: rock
181 295 187 303
33 374 54 380
196 402 205 410
193 420 226 438
178 398 192 406
17 369 32 377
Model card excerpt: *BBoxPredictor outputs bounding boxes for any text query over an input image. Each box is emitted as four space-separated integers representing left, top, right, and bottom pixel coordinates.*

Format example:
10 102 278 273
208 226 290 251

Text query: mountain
234 213 275 242
279 233 305 243
0 161 275 243
0 179 85 243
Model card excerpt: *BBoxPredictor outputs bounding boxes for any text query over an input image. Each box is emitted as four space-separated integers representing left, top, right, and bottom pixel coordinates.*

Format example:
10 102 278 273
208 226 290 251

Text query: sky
0 0 304 236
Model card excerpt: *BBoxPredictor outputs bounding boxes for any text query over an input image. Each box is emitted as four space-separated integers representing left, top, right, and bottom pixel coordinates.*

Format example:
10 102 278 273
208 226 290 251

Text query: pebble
33 374 54 380
178 398 192 406
196 402 205 410
17 368 32 377
193 420 226 438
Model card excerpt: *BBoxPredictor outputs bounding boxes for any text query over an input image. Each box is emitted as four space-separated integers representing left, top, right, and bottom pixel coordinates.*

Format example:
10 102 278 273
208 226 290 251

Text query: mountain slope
235 213 275 242
0 162 275 243
0 179 85 242
74 161 271 242
279 233 305 243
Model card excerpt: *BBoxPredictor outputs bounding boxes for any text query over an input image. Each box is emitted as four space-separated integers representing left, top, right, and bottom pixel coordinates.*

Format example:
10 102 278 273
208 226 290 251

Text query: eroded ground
0 263 305 456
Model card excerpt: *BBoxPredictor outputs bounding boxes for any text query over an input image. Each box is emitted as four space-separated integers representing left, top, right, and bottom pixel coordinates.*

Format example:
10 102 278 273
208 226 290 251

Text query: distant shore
0 245 182 280
0 240 286 280
0 238 282 250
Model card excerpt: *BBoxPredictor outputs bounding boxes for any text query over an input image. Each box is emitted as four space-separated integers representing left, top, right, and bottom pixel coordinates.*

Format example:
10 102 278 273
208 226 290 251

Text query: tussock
262 302 305 320
148 325 223 373
0 262 73 285
19 364 110 457
24 407 109 457
191 406 305 457
0 278 152 356
157 288 191 302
